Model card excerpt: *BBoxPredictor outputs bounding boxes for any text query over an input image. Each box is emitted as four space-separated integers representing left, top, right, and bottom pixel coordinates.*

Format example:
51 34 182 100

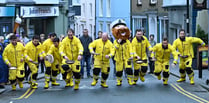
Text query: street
1 73 209 103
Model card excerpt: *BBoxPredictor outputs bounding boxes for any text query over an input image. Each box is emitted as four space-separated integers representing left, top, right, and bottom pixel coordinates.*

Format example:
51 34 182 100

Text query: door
0 23 12 36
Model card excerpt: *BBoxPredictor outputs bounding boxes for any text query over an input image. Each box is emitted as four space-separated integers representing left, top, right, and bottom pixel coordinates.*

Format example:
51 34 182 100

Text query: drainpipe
186 0 190 36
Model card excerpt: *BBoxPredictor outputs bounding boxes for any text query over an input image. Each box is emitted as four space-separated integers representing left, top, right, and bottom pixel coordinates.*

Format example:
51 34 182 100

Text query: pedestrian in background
148 34 156 74
0 36 8 89
79 29 93 78
40 33 46 73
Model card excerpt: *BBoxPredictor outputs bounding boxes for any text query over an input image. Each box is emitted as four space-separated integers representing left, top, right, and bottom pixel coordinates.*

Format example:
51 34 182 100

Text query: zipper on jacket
14 46 17 67
121 45 124 61
35 47 37 62
162 49 165 63
182 41 184 56
141 42 142 59
102 42 105 62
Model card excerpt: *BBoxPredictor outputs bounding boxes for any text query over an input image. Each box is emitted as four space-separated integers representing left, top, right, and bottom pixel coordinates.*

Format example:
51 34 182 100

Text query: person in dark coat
79 29 93 78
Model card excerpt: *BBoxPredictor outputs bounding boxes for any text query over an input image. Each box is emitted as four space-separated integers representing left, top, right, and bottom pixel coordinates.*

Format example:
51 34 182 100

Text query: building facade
163 0 192 43
96 0 131 40
0 0 69 38
74 0 95 39
132 0 168 43
68 0 81 32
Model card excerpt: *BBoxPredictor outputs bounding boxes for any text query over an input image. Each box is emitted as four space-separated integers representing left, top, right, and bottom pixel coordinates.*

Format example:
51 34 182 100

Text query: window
99 22 103 31
90 24 92 36
82 3 85 17
106 23 111 35
72 0 80 6
99 0 103 17
137 0 142 5
150 0 157 5
90 3 93 17
106 0 111 17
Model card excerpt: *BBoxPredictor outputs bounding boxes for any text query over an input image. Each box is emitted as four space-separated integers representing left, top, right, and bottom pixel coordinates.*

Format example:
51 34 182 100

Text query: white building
163 0 192 42
75 0 95 39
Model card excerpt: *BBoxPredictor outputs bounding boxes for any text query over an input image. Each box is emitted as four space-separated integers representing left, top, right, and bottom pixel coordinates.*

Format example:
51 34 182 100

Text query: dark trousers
80 55 91 76
149 57 154 73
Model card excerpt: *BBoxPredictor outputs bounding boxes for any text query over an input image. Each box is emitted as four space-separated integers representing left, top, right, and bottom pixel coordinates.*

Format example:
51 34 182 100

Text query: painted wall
96 0 130 39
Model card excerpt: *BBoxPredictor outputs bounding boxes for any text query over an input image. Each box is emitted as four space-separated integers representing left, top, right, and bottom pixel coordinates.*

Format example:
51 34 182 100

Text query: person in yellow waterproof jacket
112 38 134 86
89 32 114 88
132 29 152 85
3 35 25 91
151 38 178 85
172 29 205 85
59 28 83 90
42 33 57 88
44 38 63 89
25 35 45 89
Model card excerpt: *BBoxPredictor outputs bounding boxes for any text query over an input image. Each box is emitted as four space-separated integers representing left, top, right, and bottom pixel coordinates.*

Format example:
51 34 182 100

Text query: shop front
0 7 15 36
20 6 59 38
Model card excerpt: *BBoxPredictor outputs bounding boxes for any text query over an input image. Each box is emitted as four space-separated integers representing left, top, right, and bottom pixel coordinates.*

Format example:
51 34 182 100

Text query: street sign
193 0 207 9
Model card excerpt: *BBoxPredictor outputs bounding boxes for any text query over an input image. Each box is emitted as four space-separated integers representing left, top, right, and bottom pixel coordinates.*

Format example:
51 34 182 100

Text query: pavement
169 61 209 91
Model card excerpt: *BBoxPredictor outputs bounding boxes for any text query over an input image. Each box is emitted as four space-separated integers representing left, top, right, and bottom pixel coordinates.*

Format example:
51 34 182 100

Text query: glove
117 39 122 43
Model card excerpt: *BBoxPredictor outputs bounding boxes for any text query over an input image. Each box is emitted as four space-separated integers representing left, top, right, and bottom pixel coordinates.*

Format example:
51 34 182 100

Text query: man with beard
151 38 178 85
173 29 205 85
60 28 83 90
3 35 25 90
132 29 152 85
25 35 44 89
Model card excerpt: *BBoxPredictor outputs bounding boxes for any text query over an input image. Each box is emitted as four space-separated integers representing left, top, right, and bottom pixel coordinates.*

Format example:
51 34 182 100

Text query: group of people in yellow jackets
3 28 84 90
89 28 205 88
2 27 205 91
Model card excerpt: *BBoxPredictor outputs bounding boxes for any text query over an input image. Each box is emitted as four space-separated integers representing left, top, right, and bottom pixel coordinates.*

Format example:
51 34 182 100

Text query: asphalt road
1 73 209 103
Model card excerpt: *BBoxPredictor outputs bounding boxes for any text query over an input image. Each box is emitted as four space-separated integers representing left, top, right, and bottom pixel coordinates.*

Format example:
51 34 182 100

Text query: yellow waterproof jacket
47 44 62 63
132 36 152 60
59 36 83 61
173 37 205 58
24 41 44 63
3 42 25 67
42 39 54 57
151 43 178 64
89 39 113 62
112 39 133 62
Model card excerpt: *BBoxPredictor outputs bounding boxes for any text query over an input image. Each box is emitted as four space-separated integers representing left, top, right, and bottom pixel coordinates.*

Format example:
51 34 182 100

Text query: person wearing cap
42 33 57 89
172 29 205 85
89 32 113 88
25 35 45 89
132 29 152 85
110 19 134 86
44 38 62 89
3 35 25 91
59 28 83 90
151 38 178 85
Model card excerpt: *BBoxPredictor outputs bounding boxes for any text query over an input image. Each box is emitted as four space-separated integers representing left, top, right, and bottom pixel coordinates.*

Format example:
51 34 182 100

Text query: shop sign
0 7 15 17
197 45 208 68
20 6 59 18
